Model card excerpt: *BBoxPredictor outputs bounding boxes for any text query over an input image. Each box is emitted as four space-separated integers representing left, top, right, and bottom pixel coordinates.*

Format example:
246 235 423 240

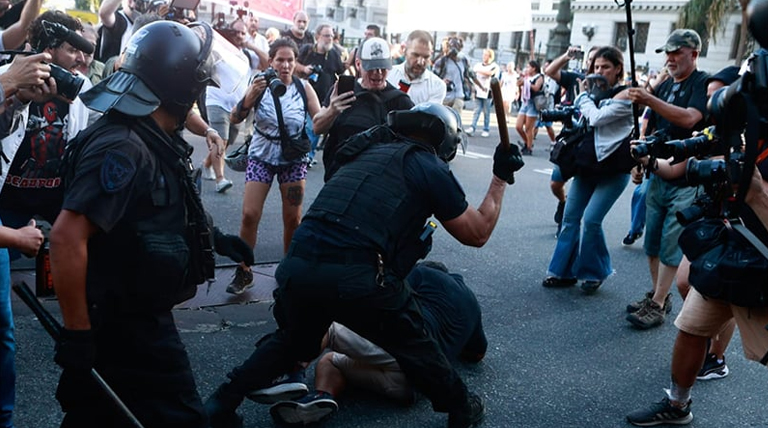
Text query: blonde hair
483 48 495 62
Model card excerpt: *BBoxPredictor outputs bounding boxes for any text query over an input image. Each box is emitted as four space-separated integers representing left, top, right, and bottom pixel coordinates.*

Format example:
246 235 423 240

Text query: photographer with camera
0 11 94 250
542 46 634 293
627 45 768 422
433 36 477 114
225 38 321 295
625 29 710 329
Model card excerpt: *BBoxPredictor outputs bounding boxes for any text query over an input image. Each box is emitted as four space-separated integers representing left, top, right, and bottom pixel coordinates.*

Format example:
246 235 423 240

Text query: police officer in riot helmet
205 102 523 428
49 20 251 427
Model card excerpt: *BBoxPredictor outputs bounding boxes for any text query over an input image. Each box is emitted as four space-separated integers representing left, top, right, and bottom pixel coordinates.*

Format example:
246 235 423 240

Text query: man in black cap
48 20 249 427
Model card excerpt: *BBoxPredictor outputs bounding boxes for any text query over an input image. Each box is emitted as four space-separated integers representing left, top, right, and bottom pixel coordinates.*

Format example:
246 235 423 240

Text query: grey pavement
10 111 767 428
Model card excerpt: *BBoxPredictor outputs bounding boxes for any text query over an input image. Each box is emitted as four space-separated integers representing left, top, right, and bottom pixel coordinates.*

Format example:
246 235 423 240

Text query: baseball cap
655 29 702 53
358 37 391 71
705 65 741 86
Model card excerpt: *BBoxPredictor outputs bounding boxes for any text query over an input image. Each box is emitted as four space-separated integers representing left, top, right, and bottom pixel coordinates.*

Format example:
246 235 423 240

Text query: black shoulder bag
272 86 311 161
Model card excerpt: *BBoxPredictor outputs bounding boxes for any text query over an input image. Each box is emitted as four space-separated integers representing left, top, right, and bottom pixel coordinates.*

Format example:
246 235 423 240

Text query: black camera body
253 68 286 97
630 130 672 160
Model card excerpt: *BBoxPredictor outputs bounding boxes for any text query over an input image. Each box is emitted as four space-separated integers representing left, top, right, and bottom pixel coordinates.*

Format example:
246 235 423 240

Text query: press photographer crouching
626 1 768 423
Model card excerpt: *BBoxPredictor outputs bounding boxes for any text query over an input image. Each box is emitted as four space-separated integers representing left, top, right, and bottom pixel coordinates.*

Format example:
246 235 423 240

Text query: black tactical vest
305 141 430 268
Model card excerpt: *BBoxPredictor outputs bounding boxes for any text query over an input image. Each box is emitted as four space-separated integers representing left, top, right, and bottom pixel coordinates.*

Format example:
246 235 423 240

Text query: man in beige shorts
626 161 768 426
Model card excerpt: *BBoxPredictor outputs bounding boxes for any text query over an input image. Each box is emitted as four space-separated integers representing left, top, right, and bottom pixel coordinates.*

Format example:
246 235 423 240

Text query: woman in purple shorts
227 38 322 294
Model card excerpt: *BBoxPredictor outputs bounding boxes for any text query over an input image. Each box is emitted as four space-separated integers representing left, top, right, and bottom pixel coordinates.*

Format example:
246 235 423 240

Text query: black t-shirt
0 98 72 221
648 69 709 140
322 82 414 180
296 148 468 248
280 29 314 51
298 45 344 103
407 264 487 360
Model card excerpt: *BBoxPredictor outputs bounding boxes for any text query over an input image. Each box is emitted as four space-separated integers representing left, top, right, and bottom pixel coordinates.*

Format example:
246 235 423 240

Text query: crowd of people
0 0 766 427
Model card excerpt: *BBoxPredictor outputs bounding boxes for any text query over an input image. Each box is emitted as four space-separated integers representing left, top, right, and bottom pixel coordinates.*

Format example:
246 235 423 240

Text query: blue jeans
0 217 14 428
628 178 649 236
470 97 492 131
547 173 630 281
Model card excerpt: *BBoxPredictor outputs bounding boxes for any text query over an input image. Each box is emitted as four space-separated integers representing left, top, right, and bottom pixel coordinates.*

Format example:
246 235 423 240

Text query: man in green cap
624 28 709 330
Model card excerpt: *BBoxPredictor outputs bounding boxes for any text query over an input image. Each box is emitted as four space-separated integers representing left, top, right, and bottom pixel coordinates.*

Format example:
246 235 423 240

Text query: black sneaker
623 231 643 246
554 200 565 225
626 397 692 426
246 369 309 404
521 147 533 156
269 391 338 427
580 280 603 294
697 353 729 380
448 393 485 428
542 276 577 288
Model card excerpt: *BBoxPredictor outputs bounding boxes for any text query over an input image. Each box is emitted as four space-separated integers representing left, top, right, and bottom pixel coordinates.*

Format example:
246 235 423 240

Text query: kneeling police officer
206 102 524 428
48 21 244 428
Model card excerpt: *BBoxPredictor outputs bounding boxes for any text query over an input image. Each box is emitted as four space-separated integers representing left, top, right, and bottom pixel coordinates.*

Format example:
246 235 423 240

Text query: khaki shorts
675 288 768 363
326 322 414 403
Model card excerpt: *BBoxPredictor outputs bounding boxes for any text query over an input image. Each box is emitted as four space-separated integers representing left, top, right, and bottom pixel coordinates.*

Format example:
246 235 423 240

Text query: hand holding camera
0 46 51 96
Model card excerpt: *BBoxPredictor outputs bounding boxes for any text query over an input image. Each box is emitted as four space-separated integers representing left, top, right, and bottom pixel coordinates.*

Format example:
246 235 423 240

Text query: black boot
205 383 245 428
448 392 485 428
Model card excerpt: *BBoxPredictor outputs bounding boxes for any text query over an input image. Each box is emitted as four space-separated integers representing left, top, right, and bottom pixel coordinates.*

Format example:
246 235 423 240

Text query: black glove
54 328 96 372
213 227 254 266
493 143 524 184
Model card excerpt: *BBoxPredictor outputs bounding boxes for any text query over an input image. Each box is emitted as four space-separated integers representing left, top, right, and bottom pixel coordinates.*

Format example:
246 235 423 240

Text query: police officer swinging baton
12 281 146 428
490 77 515 184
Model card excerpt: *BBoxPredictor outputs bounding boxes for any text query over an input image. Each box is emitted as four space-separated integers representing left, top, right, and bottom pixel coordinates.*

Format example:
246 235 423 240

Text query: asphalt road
10 112 767 428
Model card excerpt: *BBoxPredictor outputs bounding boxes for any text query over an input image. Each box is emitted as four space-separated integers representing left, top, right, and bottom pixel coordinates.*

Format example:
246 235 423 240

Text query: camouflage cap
655 29 702 53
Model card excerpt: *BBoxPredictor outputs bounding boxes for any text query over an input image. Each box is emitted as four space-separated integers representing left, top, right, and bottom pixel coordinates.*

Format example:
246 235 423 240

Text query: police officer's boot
205 382 245 428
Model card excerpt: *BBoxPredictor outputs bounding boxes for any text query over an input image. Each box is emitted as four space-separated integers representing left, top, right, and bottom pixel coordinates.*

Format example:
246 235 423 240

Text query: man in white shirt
386 30 446 104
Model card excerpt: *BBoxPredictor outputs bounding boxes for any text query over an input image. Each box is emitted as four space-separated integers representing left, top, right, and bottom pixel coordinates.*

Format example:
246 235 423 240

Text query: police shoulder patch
101 149 137 193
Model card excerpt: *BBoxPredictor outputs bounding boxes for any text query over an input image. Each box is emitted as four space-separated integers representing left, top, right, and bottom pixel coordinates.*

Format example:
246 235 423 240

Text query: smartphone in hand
337 75 355 94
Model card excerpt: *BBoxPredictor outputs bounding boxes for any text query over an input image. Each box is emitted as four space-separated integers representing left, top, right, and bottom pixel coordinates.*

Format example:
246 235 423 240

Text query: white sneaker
480 131 490 138
216 178 233 193
464 127 475 135
201 163 215 181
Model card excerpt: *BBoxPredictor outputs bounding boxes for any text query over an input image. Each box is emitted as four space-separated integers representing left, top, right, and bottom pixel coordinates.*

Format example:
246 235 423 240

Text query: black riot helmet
81 20 218 120
387 103 467 162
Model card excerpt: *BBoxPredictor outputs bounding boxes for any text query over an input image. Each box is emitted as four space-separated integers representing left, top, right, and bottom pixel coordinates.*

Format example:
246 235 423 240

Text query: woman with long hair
514 60 543 155
542 46 634 293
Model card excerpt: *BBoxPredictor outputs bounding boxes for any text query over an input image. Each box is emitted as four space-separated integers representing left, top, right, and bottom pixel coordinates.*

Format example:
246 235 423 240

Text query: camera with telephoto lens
675 44 768 223
540 105 577 124
47 63 83 101
629 130 672 160
253 68 286 97
37 21 87 101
